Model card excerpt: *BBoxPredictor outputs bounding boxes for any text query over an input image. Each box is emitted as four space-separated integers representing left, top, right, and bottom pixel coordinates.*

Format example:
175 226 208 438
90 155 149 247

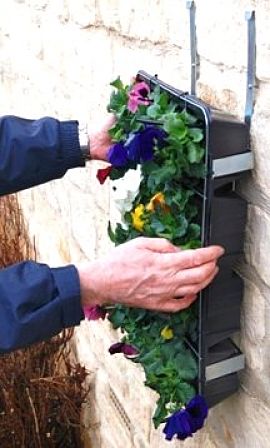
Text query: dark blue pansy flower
108 142 128 167
127 126 167 163
163 408 193 441
186 395 208 431
163 395 208 441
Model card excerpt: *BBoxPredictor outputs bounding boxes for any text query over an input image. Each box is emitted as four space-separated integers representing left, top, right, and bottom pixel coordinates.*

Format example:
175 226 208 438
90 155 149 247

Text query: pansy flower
127 126 167 163
146 192 170 213
186 395 208 432
84 305 107 320
109 342 139 357
96 166 112 184
128 81 151 113
107 142 128 167
163 395 208 441
160 325 174 340
131 204 145 232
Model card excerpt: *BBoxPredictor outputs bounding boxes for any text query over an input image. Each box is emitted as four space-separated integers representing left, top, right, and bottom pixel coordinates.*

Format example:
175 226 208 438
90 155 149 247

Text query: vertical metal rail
244 10 256 129
186 1 199 95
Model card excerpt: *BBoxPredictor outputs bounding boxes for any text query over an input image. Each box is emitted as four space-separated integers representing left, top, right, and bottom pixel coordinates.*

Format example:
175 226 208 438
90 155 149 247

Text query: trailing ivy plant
86 76 209 441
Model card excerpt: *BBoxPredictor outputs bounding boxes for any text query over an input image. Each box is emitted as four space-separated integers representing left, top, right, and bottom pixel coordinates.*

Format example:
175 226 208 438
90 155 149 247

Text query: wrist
88 130 108 161
78 262 106 308
78 122 91 161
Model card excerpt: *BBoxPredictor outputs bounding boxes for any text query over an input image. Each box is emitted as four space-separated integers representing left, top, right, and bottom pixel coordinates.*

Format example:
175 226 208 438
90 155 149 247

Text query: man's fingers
135 237 180 254
163 245 224 269
174 266 219 297
174 260 217 286
160 295 198 313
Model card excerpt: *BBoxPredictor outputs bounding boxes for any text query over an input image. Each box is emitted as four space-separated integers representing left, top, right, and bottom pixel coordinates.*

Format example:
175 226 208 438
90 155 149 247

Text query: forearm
0 115 85 196
0 261 84 353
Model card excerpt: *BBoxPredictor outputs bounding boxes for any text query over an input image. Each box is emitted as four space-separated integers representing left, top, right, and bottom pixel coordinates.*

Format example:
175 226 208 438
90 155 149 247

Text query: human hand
89 114 115 161
78 237 224 313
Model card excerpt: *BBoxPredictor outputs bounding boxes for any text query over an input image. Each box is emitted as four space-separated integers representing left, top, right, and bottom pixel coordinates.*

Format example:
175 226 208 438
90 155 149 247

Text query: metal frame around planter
137 70 253 408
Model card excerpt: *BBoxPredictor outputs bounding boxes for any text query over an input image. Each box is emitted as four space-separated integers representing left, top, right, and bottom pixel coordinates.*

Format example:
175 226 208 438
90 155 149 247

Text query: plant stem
136 118 163 126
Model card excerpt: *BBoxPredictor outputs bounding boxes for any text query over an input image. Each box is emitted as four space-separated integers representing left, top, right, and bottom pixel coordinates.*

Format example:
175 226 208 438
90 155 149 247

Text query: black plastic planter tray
137 71 253 408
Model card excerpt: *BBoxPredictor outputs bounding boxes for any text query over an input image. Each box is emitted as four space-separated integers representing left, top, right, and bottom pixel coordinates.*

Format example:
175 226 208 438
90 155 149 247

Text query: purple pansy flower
128 81 151 113
84 305 107 320
109 342 139 357
108 142 128 167
163 395 208 441
127 126 167 163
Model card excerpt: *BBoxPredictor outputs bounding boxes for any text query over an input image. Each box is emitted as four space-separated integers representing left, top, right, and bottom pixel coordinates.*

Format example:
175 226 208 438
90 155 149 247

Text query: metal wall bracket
244 10 256 129
186 1 199 95
212 152 254 178
206 354 245 382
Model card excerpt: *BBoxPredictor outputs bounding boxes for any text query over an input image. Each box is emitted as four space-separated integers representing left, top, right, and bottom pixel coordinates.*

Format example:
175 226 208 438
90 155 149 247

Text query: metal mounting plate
206 354 245 382
212 152 254 178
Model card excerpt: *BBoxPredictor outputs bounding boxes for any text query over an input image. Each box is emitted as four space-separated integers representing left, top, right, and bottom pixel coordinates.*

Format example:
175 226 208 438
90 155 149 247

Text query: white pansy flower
110 167 141 229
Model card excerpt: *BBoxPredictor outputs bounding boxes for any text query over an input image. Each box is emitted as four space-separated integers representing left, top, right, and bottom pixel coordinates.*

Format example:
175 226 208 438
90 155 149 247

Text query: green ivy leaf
164 114 187 140
110 77 125 90
108 307 127 329
147 164 177 188
147 104 161 119
153 397 168 428
187 142 204 164
109 167 128 180
188 127 204 142
107 222 116 243
174 353 197 380
180 109 198 125
150 217 166 233
175 382 196 404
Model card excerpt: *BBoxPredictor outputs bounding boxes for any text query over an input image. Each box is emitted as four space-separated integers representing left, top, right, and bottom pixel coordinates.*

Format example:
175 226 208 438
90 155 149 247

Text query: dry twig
0 195 90 447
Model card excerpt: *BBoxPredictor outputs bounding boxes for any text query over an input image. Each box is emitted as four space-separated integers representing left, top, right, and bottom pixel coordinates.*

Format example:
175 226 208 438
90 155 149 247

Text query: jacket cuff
51 264 84 328
59 120 86 169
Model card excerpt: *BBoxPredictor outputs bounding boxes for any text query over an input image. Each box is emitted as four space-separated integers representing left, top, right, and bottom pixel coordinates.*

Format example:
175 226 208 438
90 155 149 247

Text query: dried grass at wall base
0 195 90 447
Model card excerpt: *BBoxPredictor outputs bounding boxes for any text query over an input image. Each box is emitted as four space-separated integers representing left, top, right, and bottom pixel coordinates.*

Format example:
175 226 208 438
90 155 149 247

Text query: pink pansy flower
84 305 107 320
128 81 151 113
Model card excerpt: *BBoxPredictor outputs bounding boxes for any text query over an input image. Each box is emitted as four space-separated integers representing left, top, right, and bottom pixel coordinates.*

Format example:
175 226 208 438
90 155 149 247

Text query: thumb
135 237 180 254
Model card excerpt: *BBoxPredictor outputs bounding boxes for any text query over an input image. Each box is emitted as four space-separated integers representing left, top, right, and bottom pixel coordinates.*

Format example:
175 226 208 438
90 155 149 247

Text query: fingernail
218 246 225 256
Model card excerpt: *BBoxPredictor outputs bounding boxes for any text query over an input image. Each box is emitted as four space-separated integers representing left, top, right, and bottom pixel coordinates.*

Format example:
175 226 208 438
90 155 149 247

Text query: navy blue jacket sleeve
0 262 84 353
0 115 85 196
0 116 86 353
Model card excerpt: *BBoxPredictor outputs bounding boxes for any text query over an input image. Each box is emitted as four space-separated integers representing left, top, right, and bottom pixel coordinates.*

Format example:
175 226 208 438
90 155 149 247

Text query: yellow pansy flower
146 192 166 212
161 326 174 340
131 204 145 232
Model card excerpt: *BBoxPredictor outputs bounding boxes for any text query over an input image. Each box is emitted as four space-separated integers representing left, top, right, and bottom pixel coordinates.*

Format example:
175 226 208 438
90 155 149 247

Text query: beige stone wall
0 1 270 447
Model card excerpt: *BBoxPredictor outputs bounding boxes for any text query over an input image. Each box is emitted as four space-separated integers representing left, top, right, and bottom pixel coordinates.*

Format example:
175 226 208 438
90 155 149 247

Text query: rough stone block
109 37 190 92
241 278 265 344
249 111 270 196
245 205 270 288
196 0 247 69
68 0 97 28
97 0 190 47
197 64 246 117
255 5 270 82
207 392 270 448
